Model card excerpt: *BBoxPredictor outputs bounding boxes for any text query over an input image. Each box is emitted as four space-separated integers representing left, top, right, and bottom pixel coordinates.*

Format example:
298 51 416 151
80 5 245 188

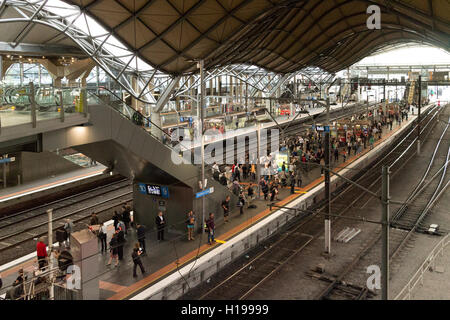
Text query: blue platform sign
0 157 15 164
138 183 169 198
195 187 214 198
138 183 147 194
161 186 169 199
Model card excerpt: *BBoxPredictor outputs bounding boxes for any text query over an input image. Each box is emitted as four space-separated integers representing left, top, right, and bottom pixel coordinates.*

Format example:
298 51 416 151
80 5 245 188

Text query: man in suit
155 211 166 241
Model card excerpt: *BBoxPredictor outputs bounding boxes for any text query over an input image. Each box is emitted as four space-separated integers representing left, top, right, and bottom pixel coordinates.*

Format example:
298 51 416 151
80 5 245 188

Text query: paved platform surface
0 164 106 202
0 103 402 300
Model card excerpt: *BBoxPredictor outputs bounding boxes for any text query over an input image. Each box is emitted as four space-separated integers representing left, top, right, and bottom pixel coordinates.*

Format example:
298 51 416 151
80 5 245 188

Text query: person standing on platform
186 211 195 241
63 219 74 248
136 224 146 253
90 212 99 226
290 172 296 194
121 205 131 233
238 192 245 215
113 211 120 230
132 247 146 277
36 237 48 270
296 169 302 188
206 213 215 245
222 196 231 222
155 211 166 241
117 219 126 235
107 232 119 267
98 222 107 253
117 228 125 260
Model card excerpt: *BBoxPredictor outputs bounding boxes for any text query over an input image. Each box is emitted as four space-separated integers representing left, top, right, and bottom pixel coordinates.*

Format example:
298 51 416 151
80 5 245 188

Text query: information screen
146 185 161 196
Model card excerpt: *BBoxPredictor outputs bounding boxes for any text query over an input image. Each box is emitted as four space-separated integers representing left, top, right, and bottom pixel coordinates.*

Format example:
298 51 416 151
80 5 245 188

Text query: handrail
86 90 193 155
395 233 450 300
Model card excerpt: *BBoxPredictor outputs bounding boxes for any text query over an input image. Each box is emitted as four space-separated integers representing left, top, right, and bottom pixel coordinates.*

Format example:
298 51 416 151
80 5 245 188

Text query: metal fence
394 233 450 300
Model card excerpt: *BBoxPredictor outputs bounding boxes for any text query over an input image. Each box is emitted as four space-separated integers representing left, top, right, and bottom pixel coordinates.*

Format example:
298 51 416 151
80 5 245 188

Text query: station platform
0 105 421 300
0 163 106 203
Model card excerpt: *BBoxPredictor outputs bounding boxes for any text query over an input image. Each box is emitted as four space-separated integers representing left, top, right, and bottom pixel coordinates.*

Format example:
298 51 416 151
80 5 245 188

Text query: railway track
317 105 449 300
197 104 442 300
0 179 133 253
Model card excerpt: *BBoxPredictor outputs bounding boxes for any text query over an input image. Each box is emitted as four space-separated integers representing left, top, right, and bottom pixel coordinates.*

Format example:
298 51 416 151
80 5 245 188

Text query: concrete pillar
151 111 163 141
71 229 99 300
20 62 24 86
0 55 3 81
53 77 62 88
229 76 233 105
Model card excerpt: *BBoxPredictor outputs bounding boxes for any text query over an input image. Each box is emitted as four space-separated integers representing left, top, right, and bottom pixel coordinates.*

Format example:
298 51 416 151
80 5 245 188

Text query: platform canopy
61 0 450 75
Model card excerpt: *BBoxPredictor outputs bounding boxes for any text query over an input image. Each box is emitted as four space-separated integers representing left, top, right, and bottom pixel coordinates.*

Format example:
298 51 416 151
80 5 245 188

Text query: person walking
238 192 245 215
131 247 146 278
107 232 119 267
36 237 48 270
206 213 215 245
221 196 230 223
98 222 107 253
155 211 166 241
260 177 269 200
186 211 195 241
136 224 146 254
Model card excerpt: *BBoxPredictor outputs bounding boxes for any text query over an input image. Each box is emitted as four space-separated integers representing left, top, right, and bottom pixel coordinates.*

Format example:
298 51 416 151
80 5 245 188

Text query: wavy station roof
63 0 450 75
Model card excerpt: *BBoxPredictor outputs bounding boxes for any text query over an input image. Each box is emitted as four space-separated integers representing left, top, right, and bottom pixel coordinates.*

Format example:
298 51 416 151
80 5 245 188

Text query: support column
324 131 331 254
150 112 163 141
381 166 390 300
0 55 3 82
20 62 24 86
29 82 37 128
417 75 422 154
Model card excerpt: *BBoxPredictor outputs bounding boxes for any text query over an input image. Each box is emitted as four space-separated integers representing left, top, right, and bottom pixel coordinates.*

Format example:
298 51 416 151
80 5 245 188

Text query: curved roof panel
63 0 450 75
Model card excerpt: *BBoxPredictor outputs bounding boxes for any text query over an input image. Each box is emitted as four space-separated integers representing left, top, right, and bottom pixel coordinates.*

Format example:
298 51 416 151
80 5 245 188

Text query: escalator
73 91 236 225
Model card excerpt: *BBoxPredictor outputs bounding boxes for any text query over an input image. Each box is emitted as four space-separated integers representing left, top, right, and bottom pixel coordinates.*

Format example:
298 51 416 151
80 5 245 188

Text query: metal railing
394 233 450 300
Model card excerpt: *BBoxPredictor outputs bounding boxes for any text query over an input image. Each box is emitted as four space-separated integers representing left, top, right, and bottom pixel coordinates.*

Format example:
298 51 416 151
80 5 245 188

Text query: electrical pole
324 97 331 254
199 59 206 232
256 123 261 199
417 75 422 154
47 208 54 300
381 166 390 300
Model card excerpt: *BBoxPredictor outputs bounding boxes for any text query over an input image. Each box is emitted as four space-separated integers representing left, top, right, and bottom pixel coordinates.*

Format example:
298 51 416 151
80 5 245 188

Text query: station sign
312 125 330 132
196 187 214 198
0 157 15 164
138 183 169 198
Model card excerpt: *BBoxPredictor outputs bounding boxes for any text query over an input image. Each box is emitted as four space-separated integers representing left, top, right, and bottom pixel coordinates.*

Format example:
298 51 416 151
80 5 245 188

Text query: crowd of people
206 105 412 236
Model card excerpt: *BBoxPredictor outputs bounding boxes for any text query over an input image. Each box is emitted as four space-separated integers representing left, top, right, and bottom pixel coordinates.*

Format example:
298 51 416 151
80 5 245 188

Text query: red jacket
36 241 47 258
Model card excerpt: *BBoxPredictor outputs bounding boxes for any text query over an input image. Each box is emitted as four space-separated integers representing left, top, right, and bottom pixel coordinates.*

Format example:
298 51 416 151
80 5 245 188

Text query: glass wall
3 63 53 86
